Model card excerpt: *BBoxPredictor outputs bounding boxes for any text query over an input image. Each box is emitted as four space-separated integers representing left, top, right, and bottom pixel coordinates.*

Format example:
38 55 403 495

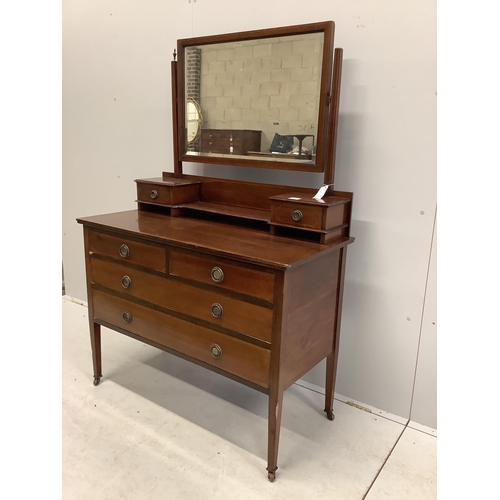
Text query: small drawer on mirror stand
135 178 201 207
269 193 351 244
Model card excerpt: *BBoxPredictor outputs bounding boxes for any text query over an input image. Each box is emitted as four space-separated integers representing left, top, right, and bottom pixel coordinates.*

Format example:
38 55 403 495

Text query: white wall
410 215 437 428
63 0 436 427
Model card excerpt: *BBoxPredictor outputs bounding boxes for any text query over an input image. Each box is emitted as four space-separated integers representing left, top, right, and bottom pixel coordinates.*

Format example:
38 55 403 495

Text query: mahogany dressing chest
77 21 354 482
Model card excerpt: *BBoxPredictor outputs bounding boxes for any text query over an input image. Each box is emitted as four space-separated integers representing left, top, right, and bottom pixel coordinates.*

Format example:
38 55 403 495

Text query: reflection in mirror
183 31 324 165
186 98 203 150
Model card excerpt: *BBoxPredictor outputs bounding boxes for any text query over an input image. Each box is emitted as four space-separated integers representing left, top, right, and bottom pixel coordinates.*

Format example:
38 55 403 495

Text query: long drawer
169 249 274 303
92 289 270 388
90 256 273 343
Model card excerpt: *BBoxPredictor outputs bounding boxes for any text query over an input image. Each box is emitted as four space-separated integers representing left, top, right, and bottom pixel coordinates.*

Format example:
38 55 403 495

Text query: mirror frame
176 21 334 173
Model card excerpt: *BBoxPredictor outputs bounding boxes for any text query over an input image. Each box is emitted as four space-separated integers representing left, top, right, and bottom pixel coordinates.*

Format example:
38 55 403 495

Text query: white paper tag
289 197 301 200
313 184 333 200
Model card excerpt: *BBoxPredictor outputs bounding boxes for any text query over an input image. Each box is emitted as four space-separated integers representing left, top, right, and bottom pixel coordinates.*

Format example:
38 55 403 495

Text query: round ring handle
150 189 158 199
119 244 130 258
122 312 133 323
210 343 222 359
211 266 224 283
121 275 132 289
292 210 303 222
211 303 223 318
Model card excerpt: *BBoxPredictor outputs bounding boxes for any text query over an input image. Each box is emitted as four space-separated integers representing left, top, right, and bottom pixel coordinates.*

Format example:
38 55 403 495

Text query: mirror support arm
325 48 343 191
171 59 182 178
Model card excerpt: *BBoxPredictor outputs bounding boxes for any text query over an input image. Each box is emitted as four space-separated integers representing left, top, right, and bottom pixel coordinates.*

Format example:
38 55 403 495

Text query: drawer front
201 130 222 139
136 182 200 206
169 250 274 303
201 142 228 154
271 202 323 230
92 289 270 388
89 231 166 272
201 130 243 140
201 146 227 154
201 142 242 155
91 256 273 343
136 182 172 205
201 130 245 154
203 139 243 148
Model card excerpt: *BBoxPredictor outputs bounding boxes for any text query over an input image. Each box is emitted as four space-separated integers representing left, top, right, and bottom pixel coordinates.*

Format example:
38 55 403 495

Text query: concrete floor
62 296 436 499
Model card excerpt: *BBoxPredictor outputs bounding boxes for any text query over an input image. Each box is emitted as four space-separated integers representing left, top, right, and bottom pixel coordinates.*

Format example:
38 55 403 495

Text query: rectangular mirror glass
177 22 334 173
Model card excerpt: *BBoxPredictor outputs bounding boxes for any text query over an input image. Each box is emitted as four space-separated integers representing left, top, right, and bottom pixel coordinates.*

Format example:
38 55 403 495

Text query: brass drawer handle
122 312 133 323
210 343 222 359
150 189 158 199
119 244 130 258
292 210 303 222
121 275 132 289
211 266 224 283
211 303 223 318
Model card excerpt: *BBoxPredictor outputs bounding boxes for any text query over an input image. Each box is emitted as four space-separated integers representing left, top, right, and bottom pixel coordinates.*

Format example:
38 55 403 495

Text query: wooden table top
78 210 353 270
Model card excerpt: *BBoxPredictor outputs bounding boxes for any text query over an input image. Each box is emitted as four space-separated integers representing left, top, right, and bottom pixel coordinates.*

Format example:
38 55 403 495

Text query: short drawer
200 143 241 154
202 138 242 148
89 231 166 272
270 202 323 230
136 181 200 206
92 289 270 388
201 130 223 139
201 130 243 140
91 256 273 343
169 250 274 303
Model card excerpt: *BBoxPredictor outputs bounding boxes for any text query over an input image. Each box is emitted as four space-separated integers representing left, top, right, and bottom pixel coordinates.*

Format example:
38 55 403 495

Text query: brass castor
268 471 276 482
325 410 335 421
93 377 101 387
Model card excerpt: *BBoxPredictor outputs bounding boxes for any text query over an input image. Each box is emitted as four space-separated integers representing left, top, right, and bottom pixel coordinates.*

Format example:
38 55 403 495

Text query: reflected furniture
77 20 353 482
200 129 261 155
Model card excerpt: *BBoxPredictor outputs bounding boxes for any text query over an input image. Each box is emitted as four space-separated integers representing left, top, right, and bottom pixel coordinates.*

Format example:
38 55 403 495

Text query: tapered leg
324 352 336 420
83 227 102 387
267 386 284 482
324 247 348 421
90 321 102 386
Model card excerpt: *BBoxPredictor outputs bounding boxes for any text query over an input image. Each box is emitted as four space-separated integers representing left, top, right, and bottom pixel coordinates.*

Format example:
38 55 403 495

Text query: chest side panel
281 250 340 389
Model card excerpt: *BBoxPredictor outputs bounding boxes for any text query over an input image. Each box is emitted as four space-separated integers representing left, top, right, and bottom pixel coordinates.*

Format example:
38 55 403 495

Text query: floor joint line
361 420 409 500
